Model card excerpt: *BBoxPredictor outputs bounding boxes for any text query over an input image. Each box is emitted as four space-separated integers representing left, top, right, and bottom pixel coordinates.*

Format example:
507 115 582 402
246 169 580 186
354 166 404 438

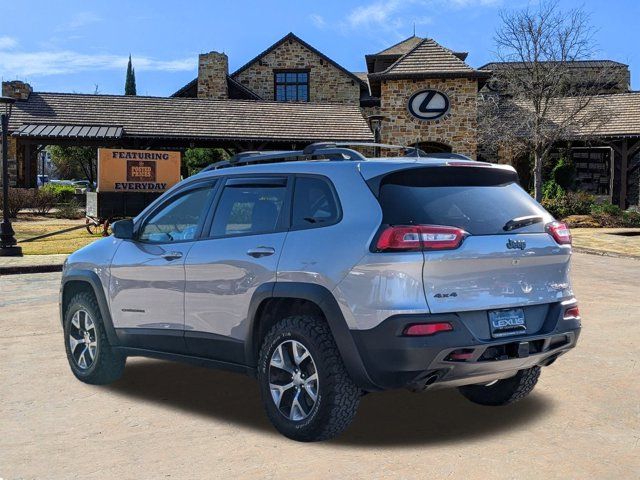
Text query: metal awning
13 124 124 139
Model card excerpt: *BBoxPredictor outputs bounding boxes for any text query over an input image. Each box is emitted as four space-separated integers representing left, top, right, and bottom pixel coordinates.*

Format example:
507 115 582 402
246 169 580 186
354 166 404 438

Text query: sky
0 0 638 96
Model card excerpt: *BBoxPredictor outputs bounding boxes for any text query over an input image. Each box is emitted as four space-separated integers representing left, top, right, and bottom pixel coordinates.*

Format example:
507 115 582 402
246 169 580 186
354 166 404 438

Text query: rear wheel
257 315 361 442
458 366 541 406
63 292 125 385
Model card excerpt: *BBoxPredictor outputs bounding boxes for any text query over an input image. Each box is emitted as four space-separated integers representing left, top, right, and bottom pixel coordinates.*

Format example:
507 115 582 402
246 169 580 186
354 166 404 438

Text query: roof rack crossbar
202 141 429 171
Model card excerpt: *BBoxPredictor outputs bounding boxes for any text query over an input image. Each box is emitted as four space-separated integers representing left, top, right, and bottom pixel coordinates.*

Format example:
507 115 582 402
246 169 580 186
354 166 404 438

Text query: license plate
489 308 526 338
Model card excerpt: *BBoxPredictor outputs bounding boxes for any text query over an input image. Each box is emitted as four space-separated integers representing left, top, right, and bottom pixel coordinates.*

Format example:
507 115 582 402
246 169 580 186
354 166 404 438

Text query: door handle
161 251 183 261
247 246 276 258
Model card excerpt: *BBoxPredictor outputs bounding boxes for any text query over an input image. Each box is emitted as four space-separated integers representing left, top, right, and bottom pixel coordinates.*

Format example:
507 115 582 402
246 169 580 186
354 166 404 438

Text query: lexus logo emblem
407 90 450 120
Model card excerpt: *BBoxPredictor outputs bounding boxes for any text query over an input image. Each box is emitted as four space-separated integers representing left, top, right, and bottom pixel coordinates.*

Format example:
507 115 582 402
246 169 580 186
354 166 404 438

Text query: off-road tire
63 292 126 385
458 366 541 406
257 315 361 442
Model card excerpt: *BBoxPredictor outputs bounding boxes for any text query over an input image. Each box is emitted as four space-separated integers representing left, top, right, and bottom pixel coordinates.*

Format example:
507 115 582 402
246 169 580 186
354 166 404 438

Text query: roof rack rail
202 142 427 171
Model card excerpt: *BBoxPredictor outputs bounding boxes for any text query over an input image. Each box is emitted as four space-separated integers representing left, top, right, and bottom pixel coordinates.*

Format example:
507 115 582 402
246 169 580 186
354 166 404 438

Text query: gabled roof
231 32 367 87
370 38 489 79
171 76 263 99
8 92 374 143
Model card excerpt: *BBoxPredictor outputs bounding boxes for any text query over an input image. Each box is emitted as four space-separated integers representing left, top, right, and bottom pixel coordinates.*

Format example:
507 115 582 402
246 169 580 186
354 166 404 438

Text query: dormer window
274 70 309 102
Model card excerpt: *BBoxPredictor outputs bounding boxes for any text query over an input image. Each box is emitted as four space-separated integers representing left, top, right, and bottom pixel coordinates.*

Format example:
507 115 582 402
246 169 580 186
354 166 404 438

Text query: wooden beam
620 139 628 208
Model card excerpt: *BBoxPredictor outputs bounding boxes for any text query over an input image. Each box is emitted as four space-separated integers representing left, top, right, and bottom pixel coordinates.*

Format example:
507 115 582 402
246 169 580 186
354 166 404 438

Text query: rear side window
292 176 340 228
211 183 286 237
377 167 547 235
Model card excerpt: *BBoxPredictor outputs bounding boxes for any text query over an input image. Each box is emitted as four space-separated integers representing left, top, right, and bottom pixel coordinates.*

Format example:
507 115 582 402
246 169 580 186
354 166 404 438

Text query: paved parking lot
1 253 638 479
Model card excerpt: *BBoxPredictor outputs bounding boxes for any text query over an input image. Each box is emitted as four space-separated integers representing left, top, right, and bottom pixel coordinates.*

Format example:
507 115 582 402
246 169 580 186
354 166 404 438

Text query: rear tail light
403 322 453 336
563 305 580 320
546 221 572 245
376 225 467 251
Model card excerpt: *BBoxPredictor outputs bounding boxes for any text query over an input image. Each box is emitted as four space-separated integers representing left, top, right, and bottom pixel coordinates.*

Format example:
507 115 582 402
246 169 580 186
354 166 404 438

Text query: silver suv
60 143 581 441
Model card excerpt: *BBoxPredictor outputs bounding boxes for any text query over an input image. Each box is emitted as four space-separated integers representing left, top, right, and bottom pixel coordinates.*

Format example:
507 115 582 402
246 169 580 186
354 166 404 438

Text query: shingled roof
503 92 640 138
479 60 628 71
370 38 489 79
373 36 424 56
8 92 374 143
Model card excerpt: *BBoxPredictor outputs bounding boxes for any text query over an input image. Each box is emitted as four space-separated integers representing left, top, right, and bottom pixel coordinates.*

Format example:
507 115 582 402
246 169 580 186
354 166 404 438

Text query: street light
0 95 22 256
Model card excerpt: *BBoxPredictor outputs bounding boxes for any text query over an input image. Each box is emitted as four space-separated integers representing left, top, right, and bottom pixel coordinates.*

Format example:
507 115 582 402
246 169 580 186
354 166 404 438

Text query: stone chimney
2 80 32 100
197 52 228 100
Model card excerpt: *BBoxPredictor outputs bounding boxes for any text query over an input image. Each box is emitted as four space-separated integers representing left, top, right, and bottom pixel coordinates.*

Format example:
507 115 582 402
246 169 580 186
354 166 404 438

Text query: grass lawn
12 214 102 255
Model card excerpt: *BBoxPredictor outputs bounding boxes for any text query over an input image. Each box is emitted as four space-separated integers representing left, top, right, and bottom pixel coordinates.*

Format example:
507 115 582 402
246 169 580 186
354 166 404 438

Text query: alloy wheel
68 309 98 370
268 340 319 421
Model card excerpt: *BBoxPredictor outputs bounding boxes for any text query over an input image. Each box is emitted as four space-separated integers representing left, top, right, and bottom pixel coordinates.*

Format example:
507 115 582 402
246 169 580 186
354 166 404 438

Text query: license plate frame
488 308 527 338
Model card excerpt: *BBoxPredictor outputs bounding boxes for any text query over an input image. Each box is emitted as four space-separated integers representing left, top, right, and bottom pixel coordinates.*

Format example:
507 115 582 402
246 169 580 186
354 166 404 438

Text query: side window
138 186 215 243
292 176 340 228
210 182 287 237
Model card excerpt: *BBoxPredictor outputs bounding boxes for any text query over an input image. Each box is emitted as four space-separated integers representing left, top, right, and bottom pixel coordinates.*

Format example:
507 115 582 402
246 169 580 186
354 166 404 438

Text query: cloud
66 12 101 29
0 50 196 77
310 13 326 28
0 36 17 50
346 0 404 28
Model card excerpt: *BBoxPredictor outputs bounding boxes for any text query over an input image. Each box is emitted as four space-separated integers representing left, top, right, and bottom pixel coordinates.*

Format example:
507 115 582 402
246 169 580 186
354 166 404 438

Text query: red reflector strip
404 322 453 336
563 306 580 319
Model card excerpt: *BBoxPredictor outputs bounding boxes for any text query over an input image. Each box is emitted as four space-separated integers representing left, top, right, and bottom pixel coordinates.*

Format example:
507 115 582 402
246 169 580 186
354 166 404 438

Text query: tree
125 54 137 96
183 148 228 176
479 0 615 201
48 146 97 183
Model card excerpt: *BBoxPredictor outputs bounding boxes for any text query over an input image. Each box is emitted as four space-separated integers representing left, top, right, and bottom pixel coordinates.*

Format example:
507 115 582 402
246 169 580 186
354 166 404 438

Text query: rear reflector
546 221 572 245
563 305 580 320
404 322 453 336
377 225 467 251
447 349 475 361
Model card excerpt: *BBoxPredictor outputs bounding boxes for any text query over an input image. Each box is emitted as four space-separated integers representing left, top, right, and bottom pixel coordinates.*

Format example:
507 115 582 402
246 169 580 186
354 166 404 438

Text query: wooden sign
97 148 181 192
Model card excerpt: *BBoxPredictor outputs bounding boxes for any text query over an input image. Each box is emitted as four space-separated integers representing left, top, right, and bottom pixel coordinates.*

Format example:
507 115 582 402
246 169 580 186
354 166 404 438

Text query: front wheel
257 315 361 442
63 292 126 385
458 366 541 406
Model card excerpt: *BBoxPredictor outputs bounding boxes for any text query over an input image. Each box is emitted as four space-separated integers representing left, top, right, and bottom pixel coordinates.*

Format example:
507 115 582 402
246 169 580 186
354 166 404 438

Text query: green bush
552 157 576 190
42 184 76 203
591 202 623 216
541 191 596 219
54 198 83 219
542 179 564 200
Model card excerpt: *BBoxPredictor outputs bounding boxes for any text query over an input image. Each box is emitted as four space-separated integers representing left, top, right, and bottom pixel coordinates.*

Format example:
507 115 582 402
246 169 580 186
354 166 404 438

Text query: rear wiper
503 215 543 231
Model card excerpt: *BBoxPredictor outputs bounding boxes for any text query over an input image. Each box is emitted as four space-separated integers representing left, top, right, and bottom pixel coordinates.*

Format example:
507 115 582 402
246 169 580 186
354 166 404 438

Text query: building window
275 71 309 102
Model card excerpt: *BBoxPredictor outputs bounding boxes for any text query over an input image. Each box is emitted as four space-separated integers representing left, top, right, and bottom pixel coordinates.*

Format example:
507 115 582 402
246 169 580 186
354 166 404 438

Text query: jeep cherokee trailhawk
60 143 581 441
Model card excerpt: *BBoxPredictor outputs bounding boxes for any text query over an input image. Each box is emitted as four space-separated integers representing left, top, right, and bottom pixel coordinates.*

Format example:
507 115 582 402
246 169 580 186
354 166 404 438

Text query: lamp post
0 95 21 256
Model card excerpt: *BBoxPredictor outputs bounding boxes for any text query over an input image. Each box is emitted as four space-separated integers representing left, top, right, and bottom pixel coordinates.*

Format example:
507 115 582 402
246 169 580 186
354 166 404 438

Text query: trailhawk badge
407 90 450 120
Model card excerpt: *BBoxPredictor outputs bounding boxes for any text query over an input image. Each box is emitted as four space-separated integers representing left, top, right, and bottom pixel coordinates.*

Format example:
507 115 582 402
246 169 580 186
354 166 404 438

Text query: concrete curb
0 264 64 275
573 247 640 260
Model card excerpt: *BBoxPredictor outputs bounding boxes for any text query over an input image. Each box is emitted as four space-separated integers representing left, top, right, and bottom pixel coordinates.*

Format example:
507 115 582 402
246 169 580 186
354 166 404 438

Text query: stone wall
2 80 32 100
197 52 228 100
378 77 478 158
233 39 360 104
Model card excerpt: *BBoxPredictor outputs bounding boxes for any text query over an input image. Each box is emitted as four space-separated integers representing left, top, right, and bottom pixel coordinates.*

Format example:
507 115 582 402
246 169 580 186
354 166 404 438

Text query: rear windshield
376 167 548 235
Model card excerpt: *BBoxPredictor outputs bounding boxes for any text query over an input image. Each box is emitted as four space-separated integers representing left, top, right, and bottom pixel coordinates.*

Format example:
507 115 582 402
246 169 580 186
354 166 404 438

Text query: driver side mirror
112 219 134 239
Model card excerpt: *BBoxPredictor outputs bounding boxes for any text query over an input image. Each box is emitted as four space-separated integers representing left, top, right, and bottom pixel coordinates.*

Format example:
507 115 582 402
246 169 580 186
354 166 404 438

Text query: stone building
2 31 640 206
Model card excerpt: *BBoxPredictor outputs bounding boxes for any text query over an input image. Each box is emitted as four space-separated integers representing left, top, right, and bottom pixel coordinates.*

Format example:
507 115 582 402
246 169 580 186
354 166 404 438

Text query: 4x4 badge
506 239 526 250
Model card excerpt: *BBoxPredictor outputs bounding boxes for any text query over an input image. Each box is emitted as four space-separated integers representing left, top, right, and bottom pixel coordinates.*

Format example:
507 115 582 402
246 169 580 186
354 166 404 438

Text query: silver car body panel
184 232 286 339
62 157 574 340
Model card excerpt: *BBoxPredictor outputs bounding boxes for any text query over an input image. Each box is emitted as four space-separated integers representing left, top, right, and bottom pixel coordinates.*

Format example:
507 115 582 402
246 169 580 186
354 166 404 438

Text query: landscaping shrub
541 191 596 219
0 188 34 218
32 188 57 215
552 157 576 190
54 198 83 219
42 184 76 203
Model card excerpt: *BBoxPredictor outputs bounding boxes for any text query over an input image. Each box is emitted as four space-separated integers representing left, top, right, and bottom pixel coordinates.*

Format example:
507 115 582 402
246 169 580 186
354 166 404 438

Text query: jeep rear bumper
350 305 581 391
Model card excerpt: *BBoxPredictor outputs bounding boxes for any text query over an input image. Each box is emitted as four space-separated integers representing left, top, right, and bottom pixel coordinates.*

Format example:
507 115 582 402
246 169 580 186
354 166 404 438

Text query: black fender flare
244 282 381 391
60 269 120 346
